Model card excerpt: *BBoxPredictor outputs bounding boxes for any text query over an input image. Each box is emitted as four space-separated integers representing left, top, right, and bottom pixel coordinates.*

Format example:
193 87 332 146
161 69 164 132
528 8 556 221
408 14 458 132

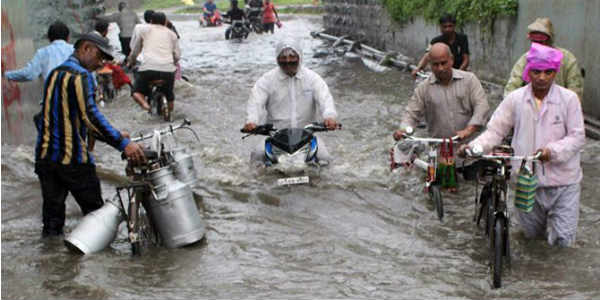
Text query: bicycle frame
398 134 460 190
468 147 540 288
118 119 201 255
392 134 460 221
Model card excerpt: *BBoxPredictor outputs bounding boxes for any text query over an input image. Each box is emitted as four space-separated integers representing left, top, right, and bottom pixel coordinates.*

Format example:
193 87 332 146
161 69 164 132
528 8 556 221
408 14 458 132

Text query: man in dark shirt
224 0 247 39
411 14 470 79
35 33 145 237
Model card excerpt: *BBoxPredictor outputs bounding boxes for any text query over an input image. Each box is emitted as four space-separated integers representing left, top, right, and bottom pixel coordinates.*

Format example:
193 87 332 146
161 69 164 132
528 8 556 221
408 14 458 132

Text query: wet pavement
2 14 600 299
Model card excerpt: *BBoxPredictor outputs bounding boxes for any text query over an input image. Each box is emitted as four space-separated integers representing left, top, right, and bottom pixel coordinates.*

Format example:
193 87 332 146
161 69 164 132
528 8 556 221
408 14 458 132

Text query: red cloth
105 63 131 90
262 3 277 23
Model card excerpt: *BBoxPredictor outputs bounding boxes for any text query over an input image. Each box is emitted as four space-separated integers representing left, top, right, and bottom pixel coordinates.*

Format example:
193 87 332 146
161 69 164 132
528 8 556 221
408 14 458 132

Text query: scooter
201 11 223 27
241 122 341 186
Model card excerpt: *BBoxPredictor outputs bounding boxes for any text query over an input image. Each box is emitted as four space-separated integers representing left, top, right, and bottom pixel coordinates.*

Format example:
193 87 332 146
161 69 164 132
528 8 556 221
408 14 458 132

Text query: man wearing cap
504 17 584 102
242 37 339 164
34 32 146 237
461 42 585 247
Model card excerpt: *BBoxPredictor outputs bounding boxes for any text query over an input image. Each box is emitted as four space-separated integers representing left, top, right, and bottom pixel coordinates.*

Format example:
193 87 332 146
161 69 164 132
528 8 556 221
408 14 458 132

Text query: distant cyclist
128 12 181 117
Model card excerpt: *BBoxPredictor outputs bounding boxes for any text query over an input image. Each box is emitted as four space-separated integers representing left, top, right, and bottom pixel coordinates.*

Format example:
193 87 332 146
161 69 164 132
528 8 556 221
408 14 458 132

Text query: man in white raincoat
243 37 339 163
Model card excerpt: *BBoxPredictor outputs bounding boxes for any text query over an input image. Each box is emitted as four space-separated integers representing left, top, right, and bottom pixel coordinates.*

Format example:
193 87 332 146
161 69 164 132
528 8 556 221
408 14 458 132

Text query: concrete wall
1 0 120 145
322 0 600 118
2 0 40 145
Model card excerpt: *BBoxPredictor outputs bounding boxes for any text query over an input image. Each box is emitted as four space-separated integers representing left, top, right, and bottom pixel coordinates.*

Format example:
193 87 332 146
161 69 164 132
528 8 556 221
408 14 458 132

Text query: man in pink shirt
461 43 585 247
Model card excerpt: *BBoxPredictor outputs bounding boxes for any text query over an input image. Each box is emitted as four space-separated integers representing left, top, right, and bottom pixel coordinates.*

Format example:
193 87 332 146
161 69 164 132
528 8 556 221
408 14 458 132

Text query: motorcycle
241 122 341 186
224 19 250 40
201 10 223 27
245 6 263 34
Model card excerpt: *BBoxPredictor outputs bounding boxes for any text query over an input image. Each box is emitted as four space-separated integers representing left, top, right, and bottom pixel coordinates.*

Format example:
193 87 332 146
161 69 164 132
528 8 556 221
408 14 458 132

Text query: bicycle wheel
160 96 170 122
128 195 142 256
429 185 443 221
493 217 505 288
138 201 160 247
477 182 492 227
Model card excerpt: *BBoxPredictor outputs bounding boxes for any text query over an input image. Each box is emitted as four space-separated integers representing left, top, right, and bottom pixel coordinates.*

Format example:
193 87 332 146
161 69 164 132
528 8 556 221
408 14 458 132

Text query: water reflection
2 14 600 299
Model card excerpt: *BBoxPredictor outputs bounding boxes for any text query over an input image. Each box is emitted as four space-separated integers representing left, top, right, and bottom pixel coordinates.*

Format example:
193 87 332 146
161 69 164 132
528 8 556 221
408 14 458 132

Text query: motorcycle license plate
277 176 309 186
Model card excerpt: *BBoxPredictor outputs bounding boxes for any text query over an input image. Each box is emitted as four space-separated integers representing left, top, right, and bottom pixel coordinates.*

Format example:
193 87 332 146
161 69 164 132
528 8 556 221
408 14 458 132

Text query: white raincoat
246 38 338 162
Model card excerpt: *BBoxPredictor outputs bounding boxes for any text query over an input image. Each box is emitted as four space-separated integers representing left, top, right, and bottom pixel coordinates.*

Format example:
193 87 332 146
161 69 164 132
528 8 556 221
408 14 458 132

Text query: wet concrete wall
322 0 600 118
2 0 40 145
1 0 114 145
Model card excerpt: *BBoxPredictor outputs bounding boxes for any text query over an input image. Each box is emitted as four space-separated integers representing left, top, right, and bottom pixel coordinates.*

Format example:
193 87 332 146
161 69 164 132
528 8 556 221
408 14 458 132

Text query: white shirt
246 66 337 129
130 24 180 72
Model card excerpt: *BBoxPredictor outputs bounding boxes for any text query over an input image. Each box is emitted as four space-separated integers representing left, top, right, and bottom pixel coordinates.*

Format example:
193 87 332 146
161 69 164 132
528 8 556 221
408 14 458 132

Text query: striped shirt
35 55 130 165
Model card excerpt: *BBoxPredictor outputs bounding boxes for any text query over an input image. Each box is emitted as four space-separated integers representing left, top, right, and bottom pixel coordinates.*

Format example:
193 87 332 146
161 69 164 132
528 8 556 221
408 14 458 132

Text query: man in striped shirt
34 33 145 237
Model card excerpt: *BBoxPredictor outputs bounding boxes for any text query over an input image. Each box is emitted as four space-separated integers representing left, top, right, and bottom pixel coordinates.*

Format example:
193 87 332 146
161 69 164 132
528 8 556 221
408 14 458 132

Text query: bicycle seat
143 149 159 160
149 79 165 87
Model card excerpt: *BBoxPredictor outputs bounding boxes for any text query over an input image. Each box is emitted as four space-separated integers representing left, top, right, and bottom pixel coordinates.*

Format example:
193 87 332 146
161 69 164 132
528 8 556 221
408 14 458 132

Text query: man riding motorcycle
245 0 263 33
202 0 222 26
224 0 249 40
243 38 339 164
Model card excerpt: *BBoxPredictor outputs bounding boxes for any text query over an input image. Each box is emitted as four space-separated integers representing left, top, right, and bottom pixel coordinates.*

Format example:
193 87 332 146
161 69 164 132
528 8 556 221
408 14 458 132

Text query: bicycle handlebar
401 134 461 144
465 148 542 161
131 119 192 143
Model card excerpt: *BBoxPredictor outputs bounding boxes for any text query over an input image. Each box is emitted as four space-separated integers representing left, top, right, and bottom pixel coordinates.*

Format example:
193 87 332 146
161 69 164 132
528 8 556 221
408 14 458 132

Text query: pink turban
522 42 563 83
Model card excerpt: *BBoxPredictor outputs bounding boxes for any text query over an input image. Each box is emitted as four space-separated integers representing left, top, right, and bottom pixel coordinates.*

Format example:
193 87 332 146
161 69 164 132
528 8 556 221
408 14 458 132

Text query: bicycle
96 68 115 106
391 127 460 221
147 79 170 122
465 144 541 288
116 119 204 255
132 65 171 122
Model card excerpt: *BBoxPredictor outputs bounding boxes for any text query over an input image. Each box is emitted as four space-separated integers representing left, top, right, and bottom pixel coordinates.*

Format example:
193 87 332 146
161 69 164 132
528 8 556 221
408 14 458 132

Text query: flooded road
2 14 600 299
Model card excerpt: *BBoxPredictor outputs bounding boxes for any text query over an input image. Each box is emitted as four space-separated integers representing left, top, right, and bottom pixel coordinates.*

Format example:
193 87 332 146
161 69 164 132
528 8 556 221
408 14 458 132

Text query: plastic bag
437 138 457 189
515 160 537 212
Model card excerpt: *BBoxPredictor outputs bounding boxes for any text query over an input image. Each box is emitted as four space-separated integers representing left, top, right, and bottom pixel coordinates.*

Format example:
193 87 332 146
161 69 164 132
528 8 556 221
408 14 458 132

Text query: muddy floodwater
2 14 600 300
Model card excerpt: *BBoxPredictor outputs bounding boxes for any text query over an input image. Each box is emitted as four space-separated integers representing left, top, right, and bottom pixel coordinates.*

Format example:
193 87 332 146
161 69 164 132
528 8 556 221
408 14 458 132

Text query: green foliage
142 0 187 10
382 0 518 28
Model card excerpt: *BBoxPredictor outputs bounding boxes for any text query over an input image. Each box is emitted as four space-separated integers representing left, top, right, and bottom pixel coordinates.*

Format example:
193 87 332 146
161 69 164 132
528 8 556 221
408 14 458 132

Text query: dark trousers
35 161 104 236
263 22 274 33
119 36 132 58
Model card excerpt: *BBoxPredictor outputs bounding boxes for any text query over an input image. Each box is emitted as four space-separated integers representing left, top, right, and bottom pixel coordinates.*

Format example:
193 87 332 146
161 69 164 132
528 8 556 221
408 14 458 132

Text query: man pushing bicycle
459 42 585 248
392 43 490 188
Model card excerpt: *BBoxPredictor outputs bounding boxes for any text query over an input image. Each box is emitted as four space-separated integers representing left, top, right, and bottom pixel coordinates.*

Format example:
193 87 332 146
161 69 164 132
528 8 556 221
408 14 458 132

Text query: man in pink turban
504 17 583 102
460 42 585 247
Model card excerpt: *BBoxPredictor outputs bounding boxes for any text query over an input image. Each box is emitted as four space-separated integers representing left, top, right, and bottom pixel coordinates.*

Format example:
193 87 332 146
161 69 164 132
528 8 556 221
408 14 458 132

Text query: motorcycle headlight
273 146 309 171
